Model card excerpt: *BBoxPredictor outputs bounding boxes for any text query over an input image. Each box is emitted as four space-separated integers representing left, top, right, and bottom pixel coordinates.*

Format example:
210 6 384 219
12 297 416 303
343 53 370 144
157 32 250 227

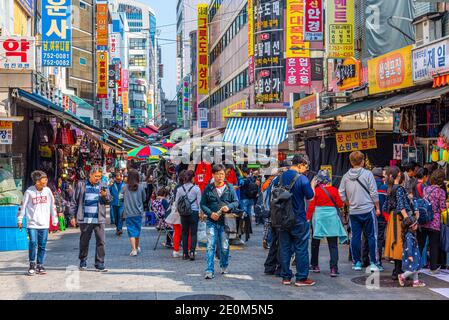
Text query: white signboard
413 38 449 82
0 121 13 144
0 36 35 70
109 33 121 61
102 98 113 119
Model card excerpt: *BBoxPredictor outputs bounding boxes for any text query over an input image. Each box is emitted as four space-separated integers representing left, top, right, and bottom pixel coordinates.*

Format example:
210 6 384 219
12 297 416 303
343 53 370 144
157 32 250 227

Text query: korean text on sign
0 37 34 70
197 4 209 95
326 0 354 58
286 0 309 58
336 129 377 153
305 0 323 41
42 0 72 67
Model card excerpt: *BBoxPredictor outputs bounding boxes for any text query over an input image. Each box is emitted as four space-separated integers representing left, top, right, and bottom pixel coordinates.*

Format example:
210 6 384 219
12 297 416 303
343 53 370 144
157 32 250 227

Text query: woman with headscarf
306 170 347 277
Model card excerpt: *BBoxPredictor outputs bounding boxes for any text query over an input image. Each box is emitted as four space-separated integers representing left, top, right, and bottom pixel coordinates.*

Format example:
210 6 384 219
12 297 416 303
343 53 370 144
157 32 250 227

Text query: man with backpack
271 155 316 286
239 167 259 242
338 151 382 272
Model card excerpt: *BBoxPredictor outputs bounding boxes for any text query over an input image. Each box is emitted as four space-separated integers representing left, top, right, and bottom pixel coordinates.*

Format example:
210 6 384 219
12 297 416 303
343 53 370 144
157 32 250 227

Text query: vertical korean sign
42 0 72 67
122 70 129 114
96 4 108 48
248 0 255 84
286 0 309 58
97 51 108 98
305 0 323 41
326 0 354 58
254 0 284 104
197 4 209 95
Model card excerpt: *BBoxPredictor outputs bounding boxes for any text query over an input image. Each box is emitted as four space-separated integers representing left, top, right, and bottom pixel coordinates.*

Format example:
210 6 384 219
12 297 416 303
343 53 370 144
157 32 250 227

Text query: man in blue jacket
201 164 240 279
109 171 124 236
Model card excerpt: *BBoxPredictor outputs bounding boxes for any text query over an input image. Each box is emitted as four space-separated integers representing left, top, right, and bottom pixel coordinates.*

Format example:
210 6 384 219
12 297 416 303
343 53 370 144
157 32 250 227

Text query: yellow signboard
326 0 355 58
197 4 209 95
222 100 244 123
248 0 254 57
336 129 377 153
293 94 318 127
96 51 108 98
286 0 310 58
122 91 129 114
368 45 413 95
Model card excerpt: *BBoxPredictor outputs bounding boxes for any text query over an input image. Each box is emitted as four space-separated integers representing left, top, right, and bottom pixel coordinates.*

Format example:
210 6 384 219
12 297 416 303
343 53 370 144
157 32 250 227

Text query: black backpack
177 185 196 217
246 177 259 199
270 173 301 230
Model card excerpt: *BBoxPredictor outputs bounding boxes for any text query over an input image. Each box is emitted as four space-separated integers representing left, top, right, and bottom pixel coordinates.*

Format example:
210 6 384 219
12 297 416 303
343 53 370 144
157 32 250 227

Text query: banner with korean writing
305 0 323 41
248 0 255 84
286 57 311 86
326 0 354 58
336 129 377 153
197 4 208 95
254 0 284 103
293 93 318 127
96 4 108 48
222 100 244 123
413 38 449 83
42 0 72 67
368 45 413 95
109 33 120 61
286 0 309 58
97 51 108 98
335 57 361 90
0 121 13 145
122 70 129 114
0 36 34 70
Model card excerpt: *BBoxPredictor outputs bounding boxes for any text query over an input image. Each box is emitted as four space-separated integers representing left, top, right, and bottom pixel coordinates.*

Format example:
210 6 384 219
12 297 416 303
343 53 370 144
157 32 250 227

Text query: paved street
1 221 449 300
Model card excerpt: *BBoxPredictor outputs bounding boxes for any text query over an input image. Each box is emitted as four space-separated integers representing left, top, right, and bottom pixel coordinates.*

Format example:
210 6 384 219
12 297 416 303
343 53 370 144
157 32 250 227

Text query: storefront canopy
14 88 102 135
139 127 158 136
382 86 449 109
68 95 94 110
223 117 288 148
103 129 141 149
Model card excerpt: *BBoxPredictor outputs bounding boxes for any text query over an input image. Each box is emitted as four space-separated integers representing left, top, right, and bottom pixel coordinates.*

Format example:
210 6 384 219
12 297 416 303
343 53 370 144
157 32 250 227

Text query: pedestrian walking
70 166 112 272
239 167 259 242
175 170 201 260
339 151 382 272
307 170 347 277
398 217 426 287
384 166 415 280
18 171 58 276
201 164 239 279
122 169 146 256
263 174 281 276
109 171 125 236
271 155 316 287
418 169 447 274
165 171 186 258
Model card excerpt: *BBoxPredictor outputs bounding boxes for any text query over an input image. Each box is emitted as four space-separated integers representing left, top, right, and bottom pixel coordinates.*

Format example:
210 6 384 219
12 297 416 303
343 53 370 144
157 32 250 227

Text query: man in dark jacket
201 164 239 279
69 166 112 272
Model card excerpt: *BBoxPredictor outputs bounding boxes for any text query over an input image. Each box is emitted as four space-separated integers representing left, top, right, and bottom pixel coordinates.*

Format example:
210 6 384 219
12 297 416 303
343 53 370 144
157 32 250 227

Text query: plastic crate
0 205 24 227
0 227 28 251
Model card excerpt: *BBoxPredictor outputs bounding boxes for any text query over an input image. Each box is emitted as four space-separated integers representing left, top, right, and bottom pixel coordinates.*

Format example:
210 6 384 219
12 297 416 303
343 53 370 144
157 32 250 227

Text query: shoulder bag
320 186 345 225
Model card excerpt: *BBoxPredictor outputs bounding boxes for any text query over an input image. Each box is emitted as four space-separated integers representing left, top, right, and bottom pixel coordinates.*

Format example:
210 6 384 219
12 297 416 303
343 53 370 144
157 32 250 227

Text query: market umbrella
162 139 175 149
127 145 167 158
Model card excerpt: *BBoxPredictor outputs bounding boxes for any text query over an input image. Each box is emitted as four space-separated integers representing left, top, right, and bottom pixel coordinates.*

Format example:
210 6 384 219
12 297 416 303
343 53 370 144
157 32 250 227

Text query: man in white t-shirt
17 171 58 276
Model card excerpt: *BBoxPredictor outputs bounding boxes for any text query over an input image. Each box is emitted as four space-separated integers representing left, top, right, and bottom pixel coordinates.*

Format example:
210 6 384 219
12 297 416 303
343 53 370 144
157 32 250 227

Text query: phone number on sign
42 59 71 66
43 53 71 59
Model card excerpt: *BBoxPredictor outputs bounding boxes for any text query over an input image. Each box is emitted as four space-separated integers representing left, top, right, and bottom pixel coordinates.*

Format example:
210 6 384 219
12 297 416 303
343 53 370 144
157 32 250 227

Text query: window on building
79 57 86 65
79 1 87 9
129 38 146 50
129 55 146 67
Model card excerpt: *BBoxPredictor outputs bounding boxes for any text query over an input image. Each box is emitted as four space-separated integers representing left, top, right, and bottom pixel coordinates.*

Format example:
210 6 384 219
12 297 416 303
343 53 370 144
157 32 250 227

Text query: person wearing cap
306 170 347 277
362 167 388 269
17 170 58 276
272 154 316 287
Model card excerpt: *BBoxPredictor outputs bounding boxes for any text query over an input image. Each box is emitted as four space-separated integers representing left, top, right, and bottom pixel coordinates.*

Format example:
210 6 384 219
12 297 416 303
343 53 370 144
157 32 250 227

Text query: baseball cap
372 167 383 178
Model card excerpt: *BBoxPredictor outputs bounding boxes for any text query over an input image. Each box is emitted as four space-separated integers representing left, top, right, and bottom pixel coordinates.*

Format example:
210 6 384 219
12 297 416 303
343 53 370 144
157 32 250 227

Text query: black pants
310 237 339 269
264 227 281 274
180 212 199 255
79 223 105 265
362 221 386 266
418 227 442 271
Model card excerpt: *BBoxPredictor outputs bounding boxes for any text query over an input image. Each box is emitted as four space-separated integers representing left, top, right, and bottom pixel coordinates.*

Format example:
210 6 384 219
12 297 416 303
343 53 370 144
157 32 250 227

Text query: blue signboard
150 14 156 46
200 121 208 129
42 0 72 67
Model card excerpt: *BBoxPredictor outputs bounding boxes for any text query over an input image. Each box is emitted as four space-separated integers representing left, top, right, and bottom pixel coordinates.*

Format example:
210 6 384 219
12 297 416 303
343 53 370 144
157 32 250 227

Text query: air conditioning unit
414 17 442 47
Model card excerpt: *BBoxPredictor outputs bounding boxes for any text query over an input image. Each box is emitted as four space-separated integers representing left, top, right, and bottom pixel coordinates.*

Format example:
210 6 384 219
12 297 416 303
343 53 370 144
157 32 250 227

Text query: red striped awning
433 74 449 88
138 127 158 136
147 125 159 133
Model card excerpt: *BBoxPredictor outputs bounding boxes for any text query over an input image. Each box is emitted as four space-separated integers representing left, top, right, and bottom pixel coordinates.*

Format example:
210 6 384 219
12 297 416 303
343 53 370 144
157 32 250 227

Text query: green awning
320 98 386 119
68 95 94 110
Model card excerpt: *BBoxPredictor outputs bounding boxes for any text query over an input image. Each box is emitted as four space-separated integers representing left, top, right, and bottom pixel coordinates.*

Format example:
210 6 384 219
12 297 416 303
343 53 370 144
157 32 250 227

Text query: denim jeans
111 205 124 231
240 198 255 218
27 228 49 265
349 211 378 265
279 221 310 281
205 221 229 274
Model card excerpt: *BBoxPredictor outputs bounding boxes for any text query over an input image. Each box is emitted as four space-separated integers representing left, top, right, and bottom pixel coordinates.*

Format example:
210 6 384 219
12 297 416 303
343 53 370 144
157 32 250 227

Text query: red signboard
305 0 323 41
286 57 311 86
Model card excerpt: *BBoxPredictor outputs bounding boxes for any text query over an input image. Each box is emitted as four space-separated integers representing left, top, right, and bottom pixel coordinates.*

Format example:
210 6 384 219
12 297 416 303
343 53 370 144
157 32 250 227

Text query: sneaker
330 267 339 277
27 262 36 276
294 279 316 287
398 274 406 287
94 264 108 272
431 267 441 275
204 272 214 279
376 264 385 272
352 261 363 271
130 250 137 256
36 265 47 275
172 251 181 258
282 279 292 285
369 263 380 273
310 265 321 273
220 267 228 274
413 280 426 287
137 247 141 254
189 252 195 261
79 260 87 271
